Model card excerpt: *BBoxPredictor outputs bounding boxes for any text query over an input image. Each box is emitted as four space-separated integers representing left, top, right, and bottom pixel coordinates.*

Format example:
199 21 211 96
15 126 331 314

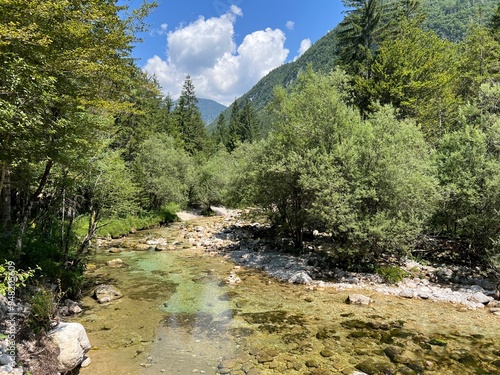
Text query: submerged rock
93 284 123 303
105 258 123 268
48 322 91 373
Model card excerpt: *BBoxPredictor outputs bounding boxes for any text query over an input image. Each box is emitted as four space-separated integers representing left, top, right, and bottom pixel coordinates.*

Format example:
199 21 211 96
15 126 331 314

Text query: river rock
0 295 8 321
105 258 123 268
225 272 241 285
93 285 123 303
288 271 313 285
108 247 122 254
469 292 493 305
0 365 23 375
346 294 373 305
61 299 82 315
48 322 91 373
80 356 91 368
135 243 152 251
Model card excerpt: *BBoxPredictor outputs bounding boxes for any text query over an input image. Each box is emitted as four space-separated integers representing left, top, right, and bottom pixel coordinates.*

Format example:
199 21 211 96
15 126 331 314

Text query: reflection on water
74 223 500 375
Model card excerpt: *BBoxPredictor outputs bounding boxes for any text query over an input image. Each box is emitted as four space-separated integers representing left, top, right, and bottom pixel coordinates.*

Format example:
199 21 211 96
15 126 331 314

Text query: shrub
376 266 409 284
24 287 57 335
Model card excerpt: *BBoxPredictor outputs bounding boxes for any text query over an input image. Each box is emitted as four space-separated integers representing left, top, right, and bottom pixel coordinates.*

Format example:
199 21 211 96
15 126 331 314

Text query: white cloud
149 23 168 36
293 38 312 61
143 7 289 106
286 21 295 30
230 5 243 16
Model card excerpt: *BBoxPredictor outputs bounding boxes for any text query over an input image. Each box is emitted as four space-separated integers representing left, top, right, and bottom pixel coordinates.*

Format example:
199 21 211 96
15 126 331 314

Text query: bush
376 266 409 284
24 287 57 335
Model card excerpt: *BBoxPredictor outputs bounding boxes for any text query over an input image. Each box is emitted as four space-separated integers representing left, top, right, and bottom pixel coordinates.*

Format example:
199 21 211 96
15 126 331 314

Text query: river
72 217 500 375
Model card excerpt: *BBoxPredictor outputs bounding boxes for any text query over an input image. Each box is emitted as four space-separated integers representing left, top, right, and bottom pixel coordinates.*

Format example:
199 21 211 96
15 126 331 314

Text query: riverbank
173 208 500 312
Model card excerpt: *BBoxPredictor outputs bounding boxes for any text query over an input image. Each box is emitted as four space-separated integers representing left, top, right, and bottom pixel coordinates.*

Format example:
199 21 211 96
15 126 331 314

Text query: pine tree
239 98 260 142
172 76 208 154
227 99 241 151
213 112 228 147
336 0 386 79
490 1 500 39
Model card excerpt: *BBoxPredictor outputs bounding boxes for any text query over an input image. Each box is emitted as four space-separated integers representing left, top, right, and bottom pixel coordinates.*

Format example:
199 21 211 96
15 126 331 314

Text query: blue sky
128 0 346 105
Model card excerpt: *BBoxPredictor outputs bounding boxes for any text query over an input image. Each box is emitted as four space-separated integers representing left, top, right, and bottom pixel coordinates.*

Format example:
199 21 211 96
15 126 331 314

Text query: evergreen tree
336 0 386 79
213 112 228 147
238 98 260 142
227 99 241 151
490 1 500 35
357 23 460 140
172 76 208 154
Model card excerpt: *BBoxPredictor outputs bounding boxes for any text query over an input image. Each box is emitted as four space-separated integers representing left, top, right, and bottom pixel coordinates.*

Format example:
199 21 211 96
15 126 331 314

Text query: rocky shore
178 208 500 312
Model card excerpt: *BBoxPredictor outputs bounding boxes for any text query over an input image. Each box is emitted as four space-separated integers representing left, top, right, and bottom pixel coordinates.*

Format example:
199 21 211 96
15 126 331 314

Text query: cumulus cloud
286 21 295 30
293 38 312 61
143 6 289 106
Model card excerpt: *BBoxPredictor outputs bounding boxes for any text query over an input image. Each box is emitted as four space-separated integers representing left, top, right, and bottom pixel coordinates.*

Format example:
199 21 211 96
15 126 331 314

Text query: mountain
197 98 227 126
209 0 497 131
422 0 497 42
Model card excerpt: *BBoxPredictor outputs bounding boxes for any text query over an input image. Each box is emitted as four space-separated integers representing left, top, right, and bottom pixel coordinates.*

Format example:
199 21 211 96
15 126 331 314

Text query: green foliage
134 134 194 209
336 0 385 78
191 149 235 210
433 107 500 265
0 261 39 296
376 265 410 284
458 24 500 101
24 287 57 335
84 148 141 220
160 203 182 223
248 69 438 259
173 76 210 154
358 23 460 140
422 0 497 42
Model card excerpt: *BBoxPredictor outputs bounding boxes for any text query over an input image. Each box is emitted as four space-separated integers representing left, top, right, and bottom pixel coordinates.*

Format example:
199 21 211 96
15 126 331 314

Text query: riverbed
73 217 500 375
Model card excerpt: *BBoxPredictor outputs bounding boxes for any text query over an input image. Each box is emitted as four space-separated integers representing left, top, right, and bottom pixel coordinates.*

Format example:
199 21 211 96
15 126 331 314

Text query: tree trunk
76 207 97 261
0 164 12 232
15 160 53 256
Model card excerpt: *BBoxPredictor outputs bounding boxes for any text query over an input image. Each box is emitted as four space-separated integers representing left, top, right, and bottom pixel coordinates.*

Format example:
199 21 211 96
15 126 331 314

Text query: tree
491 1 500 35
432 80 500 267
0 0 156 256
213 112 228 147
238 98 261 142
134 135 193 209
252 69 437 260
226 99 241 151
336 0 386 79
172 76 209 154
357 23 460 140
78 149 140 257
458 25 500 102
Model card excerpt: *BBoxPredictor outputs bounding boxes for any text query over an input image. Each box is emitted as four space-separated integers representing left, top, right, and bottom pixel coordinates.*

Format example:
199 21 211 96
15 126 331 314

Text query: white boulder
48 322 91 373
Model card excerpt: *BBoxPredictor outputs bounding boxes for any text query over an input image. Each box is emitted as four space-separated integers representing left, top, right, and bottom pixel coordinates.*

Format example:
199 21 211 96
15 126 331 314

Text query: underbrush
74 203 181 239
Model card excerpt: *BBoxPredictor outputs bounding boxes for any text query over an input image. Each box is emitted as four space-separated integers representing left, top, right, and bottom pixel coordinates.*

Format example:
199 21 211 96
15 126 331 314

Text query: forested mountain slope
210 0 497 125
422 0 497 41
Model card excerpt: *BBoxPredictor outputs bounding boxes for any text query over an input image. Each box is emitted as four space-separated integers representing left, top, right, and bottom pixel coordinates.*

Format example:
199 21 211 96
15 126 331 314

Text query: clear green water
74 221 500 375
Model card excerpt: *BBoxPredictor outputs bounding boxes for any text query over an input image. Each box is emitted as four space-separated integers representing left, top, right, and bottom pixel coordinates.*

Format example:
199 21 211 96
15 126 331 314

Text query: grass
74 203 181 239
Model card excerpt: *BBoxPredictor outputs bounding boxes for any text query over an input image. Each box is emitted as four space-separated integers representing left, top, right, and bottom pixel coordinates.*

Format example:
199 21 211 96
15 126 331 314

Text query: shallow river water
73 219 500 375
